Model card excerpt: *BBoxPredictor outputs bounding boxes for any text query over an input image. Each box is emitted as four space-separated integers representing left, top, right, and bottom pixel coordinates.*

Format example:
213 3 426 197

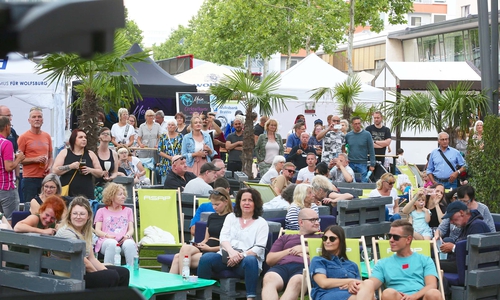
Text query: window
461 5 470 17
411 17 422 26
434 15 446 23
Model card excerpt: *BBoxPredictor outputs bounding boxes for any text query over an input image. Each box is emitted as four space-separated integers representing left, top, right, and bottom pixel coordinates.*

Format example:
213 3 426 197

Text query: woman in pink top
94 183 136 265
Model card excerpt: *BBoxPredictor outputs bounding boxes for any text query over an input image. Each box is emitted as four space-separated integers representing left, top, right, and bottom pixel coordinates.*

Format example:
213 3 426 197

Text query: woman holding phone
53 129 103 199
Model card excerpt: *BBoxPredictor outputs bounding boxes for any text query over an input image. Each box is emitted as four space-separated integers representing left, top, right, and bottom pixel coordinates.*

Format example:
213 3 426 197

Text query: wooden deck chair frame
243 181 277 203
371 237 445 300
300 235 370 300
133 188 184 266
278 228 300 238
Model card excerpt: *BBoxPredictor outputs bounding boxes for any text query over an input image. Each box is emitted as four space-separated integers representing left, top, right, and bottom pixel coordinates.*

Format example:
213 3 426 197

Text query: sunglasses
285 169 296 174
209 189 229 201
322 236 338 242
386 181 395 185
172 156 185 164
332 120 341 123
387 233 409 241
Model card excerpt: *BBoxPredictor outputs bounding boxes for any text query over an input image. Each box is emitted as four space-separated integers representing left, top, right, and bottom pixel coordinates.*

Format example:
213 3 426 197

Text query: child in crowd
422 171 433 188
396 148 407 166
409 194 432 240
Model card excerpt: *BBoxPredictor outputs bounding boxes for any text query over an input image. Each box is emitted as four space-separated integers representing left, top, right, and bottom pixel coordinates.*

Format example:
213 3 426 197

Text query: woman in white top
368 172 401 222
197 188 269 300
259 155 285 185
111 108 135 147
116 146 147 185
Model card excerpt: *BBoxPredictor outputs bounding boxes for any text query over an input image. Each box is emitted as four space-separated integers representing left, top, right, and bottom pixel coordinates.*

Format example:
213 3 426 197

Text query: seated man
271 162 296 195
439 200 491 273
296 152 317 184
435 184 496 242
163 155 196 191
328 153 354 183
183 162 220 196
356 220 442 300
262 208 320 300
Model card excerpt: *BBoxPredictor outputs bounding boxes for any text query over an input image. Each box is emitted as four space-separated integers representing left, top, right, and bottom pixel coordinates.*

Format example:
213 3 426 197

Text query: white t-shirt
131 156 147 181
259 168 279 185
368 188 399 215
111 123 136 144
330 165 355 182
183 177 213 196
297 167 315 183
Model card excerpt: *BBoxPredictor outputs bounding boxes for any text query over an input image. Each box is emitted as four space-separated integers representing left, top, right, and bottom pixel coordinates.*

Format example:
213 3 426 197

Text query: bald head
298 208 320 235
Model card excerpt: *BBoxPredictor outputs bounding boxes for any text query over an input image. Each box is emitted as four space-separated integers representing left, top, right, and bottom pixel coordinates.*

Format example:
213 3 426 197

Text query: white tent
175 61 242 92
0 53 65 150
277 53 384 104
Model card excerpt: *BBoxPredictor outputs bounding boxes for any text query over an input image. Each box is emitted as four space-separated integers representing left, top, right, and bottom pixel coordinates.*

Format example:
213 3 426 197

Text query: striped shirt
0 136 15 190
285 203 319 230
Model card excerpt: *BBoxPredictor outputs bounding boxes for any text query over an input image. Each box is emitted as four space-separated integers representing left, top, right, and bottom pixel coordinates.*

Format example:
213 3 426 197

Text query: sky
124 0 205 47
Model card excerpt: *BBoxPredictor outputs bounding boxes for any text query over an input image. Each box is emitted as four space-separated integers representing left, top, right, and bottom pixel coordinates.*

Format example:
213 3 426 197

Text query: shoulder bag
61 154 84 196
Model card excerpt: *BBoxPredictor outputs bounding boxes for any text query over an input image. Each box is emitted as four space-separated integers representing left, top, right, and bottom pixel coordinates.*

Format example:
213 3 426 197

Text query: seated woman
170 187 232 274
368 173 401 222
14 196 66 235
259 155 286 185
55 196 129 288
93 183 136 266
285 183 318 230
116 146 148 185
310 225 362 300
197 188 269 300
30 173 62 215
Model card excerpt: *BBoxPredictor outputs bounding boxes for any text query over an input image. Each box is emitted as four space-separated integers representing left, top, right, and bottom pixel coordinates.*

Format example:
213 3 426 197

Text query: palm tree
310 75 375 123
210 70 297 178
37 31 148 152
383 81 489 147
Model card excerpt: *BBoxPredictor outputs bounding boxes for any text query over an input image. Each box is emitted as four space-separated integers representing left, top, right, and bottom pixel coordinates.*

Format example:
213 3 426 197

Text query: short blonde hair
292 183 312 208
264 118 279 131
102 182 128 206
376 173 395 189
118 108 129 118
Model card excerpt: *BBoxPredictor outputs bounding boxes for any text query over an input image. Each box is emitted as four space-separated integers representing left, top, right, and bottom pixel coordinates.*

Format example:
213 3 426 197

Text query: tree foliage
383 82 489 147
38 32 149 152
210 70 297 178
121 7 144 49
467 115 500 213
310 76 375 122
153 25 192 61
152 0 349 68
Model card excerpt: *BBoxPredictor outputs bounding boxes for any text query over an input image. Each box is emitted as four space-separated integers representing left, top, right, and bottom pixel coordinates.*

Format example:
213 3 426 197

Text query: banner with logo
176 92 211 123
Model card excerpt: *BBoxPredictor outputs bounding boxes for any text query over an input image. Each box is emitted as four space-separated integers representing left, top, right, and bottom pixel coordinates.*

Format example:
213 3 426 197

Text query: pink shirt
94 206 134 252
0 135 15 190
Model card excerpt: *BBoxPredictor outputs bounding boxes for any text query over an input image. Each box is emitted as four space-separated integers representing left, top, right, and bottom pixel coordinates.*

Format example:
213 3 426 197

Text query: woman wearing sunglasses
368 173 401 222
310 225 361 300
169 187 232 275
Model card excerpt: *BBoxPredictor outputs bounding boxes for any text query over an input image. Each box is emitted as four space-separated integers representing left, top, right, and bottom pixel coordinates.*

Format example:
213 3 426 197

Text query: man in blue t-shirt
356 220 442 300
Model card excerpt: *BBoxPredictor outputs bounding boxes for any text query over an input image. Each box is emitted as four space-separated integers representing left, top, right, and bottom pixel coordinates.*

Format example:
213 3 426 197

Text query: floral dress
157 133 183 176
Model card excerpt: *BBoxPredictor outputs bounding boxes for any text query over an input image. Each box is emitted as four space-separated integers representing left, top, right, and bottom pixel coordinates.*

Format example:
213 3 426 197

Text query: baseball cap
314 119 323 125
235 110 244 116
171 155 185 164
442 201 468 219
200 162 221 174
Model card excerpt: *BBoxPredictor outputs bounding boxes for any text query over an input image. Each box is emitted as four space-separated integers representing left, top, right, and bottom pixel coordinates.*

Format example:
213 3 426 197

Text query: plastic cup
189 275 198 283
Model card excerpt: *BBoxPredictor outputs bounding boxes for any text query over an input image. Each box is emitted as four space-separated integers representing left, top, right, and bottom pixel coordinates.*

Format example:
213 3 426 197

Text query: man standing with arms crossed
365 111 391 165
18 107 53 202
345 116 375 182
0 117 25 223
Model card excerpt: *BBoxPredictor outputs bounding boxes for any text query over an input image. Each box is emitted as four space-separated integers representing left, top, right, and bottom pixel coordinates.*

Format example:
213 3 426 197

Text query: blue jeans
198 252 259 298
349 163 369 183
21 177 43 203
385 207 402 222
436 178 457 190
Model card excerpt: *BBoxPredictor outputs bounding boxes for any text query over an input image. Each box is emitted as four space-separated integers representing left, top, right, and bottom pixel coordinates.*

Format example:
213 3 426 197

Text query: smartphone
334 124 342 130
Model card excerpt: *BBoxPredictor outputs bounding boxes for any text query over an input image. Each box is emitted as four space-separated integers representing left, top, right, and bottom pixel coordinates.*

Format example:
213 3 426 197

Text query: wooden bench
336 197 392 238
452 232 500 300
0 229 86 293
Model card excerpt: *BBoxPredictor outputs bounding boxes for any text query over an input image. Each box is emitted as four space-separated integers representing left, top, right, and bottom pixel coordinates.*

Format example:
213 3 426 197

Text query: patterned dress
157 133 183 176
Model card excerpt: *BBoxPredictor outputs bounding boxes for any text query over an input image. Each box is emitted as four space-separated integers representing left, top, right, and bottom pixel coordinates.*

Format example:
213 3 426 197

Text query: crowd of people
0 102 493 299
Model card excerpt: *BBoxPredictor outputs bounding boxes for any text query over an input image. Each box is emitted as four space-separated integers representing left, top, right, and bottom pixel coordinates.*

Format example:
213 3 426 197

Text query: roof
124 44 197 98
373 61 482 90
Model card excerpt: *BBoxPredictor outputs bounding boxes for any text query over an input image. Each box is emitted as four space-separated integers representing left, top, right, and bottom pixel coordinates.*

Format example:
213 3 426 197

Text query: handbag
61 154 83 196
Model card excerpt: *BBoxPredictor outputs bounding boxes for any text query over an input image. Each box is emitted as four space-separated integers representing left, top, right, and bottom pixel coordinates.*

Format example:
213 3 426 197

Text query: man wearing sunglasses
262 208 320 300
357 220 441 300
271 162 296 195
